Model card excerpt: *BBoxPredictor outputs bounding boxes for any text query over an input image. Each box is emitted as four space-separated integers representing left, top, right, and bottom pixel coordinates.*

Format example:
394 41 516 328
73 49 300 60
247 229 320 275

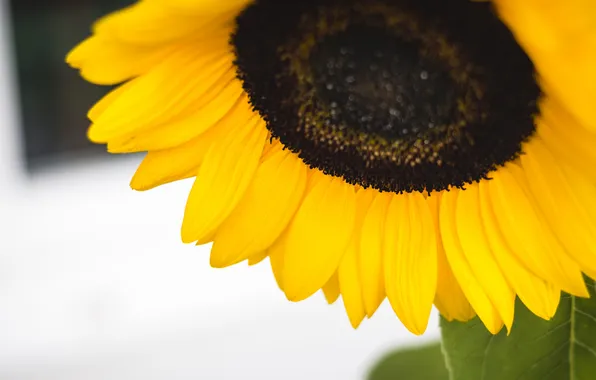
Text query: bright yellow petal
282 177 357 302
359 192 392 317
92 1 234 45
247 251 269 266
488 165 588 297
260 139 283 162
322 272 341 305
108 80 245 153
338 242 367 328
440 189 504 334
478 177 560 320
537 97 596 179
129 119 222 191
494 0 596 132
338 188 375 328
129 148 204 193
87 81 135 123
66 35 175 85
268 233 287 291
455 183 516 331
384 192 438 335
435 243 476 323
157 0 252 15
559 164 596 284
265 169 327 293
210 147 307 267
427 194 475 323
89 46 234 142
181 116 267 244
521 139 596 280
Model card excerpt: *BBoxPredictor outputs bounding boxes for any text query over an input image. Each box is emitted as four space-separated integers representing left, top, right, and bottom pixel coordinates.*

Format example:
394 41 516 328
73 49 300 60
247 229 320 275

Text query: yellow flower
67 0 596 335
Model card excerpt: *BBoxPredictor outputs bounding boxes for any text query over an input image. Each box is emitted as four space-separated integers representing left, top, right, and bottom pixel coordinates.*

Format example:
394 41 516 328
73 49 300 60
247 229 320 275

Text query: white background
0 1 439 379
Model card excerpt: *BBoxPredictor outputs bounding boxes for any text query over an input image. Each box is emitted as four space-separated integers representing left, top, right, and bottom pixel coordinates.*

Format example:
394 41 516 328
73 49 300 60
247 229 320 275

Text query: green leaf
441 278 596 380
367 342 449 380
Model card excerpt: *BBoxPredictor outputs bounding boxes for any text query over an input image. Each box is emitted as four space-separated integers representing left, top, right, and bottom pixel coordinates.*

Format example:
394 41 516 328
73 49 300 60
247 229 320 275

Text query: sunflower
67 0 596 335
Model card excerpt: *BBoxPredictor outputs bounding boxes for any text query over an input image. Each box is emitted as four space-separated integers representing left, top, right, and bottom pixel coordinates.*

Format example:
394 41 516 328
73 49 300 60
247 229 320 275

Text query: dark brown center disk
232 0 541 193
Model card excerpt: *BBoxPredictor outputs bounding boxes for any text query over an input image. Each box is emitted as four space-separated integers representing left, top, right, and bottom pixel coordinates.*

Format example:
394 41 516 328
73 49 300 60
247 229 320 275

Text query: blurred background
0 1 439 378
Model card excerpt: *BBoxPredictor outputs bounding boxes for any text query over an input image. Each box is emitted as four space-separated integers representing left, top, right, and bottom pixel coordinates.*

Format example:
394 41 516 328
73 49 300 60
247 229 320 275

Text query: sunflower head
68 0 596 335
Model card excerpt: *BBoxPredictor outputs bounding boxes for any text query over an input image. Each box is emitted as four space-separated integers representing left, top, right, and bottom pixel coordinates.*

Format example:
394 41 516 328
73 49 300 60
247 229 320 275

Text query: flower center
310 25 461 141
232 0 541 193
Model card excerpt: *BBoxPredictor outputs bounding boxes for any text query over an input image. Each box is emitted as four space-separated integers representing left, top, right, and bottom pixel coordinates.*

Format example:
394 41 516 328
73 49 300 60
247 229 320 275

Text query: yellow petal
488 165 587 297
427 194 475 323
559 164 596 282
92 1 233 45
88 81 135 123
537 97 596 179
440 189 504 334
158 0 252 15
265 169 327 293
210 148 307 267
66 35 175 85
384 193 438 335
108 81 245 153
455 183 516 331
260 139 283 162
359 192 392 317
268 232 288 291
181 117 267 243
282 177 357 302
435 243 476 323
494 0 596 132
129 125 216 191
478 178 560 320
338 242 367 328
338 188 375 328
322 272 341 305
521 139 596 280
247 251 269 266
89 47 234 142
131 152 196 191
560 164 596 231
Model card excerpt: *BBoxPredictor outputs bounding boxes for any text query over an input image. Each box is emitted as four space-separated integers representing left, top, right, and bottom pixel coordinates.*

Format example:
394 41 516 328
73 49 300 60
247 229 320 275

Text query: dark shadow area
8 0 133 169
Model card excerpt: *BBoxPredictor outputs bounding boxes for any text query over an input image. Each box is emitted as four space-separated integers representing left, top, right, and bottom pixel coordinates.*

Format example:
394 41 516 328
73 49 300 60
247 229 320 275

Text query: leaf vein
575 339 596 361
542 360 564 380
515 341 569 380
575 308 596 326
532 320 571 343
480 335 495 380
